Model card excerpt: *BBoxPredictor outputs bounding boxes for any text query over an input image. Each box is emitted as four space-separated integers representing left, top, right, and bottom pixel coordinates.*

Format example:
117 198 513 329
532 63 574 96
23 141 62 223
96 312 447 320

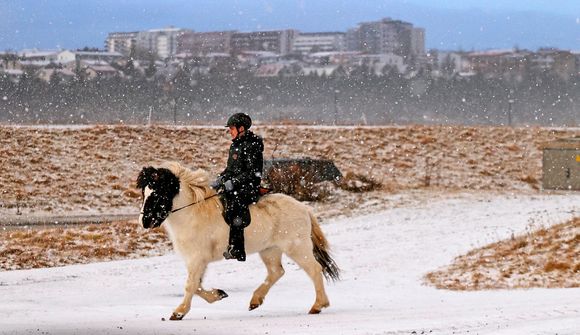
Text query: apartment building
17 49 59 67
530 49 577 80
346 18 425 61
292 32 346 55
466 49 527 78
136 27 191 59
231 30 298 55
177 31 234 55
105 32 138 56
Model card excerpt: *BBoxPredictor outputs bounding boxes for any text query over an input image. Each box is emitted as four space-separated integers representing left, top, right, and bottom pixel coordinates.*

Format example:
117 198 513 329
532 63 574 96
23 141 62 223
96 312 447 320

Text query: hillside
0 124 574 218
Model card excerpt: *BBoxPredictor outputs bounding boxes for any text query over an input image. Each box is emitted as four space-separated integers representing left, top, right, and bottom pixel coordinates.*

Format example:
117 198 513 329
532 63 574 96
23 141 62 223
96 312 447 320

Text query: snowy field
1 191 579 335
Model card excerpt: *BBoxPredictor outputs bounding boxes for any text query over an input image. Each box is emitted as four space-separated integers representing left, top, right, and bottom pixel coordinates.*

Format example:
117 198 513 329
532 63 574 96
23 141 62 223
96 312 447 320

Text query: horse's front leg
197 287 229 303
196 265 229 303
170 261 207 321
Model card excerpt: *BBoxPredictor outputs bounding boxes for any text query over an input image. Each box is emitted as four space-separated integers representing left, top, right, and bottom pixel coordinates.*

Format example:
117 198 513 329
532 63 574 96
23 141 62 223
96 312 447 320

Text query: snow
1 191 579 334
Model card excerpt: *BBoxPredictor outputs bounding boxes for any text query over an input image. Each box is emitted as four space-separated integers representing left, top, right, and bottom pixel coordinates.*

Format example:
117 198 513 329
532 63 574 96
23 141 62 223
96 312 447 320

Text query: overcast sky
1 0 578 51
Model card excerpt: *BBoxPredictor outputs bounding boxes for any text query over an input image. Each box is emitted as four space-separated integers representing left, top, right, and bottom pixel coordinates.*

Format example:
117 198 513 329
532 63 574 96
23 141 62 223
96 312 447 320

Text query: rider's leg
223 200 250 261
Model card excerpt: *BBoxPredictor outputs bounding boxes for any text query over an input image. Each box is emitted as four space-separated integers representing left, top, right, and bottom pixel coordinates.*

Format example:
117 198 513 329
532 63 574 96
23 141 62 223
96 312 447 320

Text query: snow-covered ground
1 191 579 335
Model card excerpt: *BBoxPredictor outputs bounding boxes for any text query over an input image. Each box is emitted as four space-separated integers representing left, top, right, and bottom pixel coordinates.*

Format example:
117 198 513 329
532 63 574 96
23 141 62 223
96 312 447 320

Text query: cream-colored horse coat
138 162 339 321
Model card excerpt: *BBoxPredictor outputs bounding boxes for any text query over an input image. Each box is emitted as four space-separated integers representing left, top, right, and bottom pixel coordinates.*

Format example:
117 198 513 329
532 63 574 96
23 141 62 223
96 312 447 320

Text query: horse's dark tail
310 211 340 282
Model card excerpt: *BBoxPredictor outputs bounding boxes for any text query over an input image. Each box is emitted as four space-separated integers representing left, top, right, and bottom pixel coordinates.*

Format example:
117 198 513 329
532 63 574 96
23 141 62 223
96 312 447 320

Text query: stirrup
223 250 235 260
223 247 245 262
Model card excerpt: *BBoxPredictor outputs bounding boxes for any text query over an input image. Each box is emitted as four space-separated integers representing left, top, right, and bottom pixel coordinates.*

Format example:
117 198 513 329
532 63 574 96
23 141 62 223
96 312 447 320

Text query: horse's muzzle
141 211 167 229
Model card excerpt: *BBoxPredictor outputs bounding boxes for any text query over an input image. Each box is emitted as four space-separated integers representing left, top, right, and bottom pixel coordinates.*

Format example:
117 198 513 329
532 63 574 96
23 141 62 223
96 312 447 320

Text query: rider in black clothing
211 113 264 262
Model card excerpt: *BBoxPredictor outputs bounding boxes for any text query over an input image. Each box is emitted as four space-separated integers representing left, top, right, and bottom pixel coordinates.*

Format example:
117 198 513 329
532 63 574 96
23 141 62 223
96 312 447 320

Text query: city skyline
1 0 579 52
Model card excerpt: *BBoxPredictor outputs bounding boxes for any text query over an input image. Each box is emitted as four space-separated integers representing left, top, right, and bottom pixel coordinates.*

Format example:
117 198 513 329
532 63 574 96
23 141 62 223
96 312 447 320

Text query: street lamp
508 98 514 127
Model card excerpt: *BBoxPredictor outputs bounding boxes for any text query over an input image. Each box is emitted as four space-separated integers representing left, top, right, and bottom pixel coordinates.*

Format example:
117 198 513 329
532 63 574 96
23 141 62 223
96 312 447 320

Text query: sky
0 0 578 51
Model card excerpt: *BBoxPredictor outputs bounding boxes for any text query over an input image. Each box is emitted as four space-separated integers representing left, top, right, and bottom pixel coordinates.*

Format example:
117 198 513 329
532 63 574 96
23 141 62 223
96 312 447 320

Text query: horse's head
136 166 180 229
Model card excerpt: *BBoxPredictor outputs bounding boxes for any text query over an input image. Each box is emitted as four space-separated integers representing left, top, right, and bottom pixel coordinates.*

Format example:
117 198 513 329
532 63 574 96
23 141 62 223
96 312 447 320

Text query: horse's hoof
249 296 264 311
216 289 229 300
170 312 184 321
309 302 329 314
308 308 321 314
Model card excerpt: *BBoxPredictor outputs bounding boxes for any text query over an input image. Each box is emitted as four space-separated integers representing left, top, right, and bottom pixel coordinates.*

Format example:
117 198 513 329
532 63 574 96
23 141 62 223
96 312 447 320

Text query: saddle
218 187 272 226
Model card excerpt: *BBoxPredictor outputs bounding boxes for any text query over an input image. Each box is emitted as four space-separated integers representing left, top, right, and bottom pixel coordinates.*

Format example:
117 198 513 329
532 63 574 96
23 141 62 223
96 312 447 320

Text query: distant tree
122 45 138 77
74 64 88 83
381 64 398 77
330 65 347 78
123 58 136 77
49 70 62 88
209 56 239 78
441 54 456 78
145 52 157 79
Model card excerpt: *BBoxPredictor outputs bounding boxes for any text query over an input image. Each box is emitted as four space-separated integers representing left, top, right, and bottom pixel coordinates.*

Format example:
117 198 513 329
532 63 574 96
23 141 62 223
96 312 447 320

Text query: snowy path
1 192 579 335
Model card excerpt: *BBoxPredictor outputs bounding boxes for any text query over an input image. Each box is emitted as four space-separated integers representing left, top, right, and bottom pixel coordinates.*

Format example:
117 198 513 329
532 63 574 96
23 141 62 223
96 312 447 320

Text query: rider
211 113 264 262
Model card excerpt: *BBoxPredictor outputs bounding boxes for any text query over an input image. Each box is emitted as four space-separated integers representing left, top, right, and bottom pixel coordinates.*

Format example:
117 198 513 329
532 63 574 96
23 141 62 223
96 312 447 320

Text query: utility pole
508 98 514 127
507 89 514 127
333 89 340 125
173 97 177 125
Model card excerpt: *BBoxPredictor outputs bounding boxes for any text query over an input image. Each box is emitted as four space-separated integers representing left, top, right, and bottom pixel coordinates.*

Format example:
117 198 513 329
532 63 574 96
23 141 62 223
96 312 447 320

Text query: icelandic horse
136 161 339 320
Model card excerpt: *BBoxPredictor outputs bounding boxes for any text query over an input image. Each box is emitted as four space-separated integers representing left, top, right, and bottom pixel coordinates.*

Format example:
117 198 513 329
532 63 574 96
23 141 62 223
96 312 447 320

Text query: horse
136 161 340 321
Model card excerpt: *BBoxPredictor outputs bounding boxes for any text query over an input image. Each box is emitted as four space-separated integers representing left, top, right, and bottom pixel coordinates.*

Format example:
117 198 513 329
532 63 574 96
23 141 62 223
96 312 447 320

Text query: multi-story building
410 28 426 58
74 51 124 64
105 32 138 56
466 49 524 78
291 32 345 54
530 49 577 81
346 18 425 62
136 27 191 59
177 31 234 55
17 49 59 67
345 27 361 52
231 30 298 55
573 51 580 75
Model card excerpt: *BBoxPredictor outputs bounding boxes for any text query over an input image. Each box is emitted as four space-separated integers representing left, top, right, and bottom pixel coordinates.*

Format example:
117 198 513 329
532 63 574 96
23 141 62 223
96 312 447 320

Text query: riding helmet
226 113 252 129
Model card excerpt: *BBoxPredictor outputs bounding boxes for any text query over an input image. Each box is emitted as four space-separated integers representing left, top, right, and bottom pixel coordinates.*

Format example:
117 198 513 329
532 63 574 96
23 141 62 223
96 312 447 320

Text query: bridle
140 193 220 215
170 193 220 213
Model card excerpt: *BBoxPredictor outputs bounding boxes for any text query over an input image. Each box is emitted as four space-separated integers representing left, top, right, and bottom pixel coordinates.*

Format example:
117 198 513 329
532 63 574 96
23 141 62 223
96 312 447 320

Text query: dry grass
338 172 383 193
425 217 580 290
0 125 573 217
0 221 171 270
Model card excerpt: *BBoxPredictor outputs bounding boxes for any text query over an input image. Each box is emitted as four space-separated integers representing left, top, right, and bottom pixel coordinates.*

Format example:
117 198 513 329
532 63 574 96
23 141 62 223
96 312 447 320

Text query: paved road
0 213 137 228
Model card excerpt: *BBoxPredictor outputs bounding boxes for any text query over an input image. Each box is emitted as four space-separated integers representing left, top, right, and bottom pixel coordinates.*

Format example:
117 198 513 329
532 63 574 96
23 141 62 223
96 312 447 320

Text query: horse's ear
136 166 156 189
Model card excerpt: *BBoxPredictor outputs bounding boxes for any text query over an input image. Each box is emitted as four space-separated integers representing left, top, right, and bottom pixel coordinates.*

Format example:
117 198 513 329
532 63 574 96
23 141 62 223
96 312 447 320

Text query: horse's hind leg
249 247 285 311
286 245 330 314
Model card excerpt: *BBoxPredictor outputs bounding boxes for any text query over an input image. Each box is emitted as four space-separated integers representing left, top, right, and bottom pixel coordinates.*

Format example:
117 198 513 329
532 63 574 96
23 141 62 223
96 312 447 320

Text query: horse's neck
177 187 224 223
166 190 224 245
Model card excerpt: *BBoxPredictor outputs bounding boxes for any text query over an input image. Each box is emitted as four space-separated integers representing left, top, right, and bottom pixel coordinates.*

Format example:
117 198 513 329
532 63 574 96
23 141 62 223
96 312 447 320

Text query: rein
170 193 220 213
140 193 220 215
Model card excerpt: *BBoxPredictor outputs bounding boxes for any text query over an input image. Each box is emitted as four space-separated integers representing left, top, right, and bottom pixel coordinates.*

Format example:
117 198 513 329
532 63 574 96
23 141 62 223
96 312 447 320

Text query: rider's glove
210 176 224 190
224 180 234 192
